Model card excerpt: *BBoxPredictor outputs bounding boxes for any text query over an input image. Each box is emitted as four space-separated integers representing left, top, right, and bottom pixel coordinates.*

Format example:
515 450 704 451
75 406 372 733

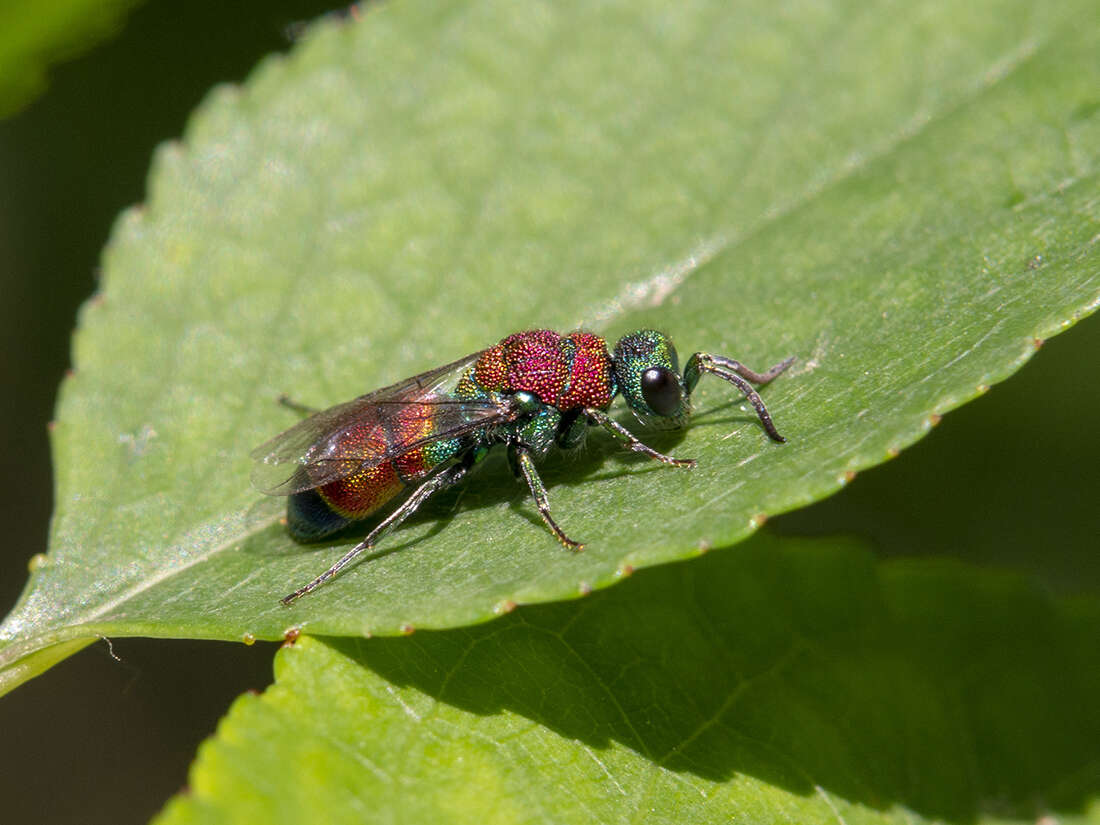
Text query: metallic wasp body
253 329 792 604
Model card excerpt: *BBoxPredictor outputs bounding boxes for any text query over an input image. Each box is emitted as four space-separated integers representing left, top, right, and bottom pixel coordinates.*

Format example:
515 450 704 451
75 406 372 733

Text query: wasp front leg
582 408 696 468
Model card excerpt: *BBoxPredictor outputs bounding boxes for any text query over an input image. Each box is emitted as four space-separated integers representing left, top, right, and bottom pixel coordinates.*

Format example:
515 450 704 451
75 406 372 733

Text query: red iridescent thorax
472 330 615 410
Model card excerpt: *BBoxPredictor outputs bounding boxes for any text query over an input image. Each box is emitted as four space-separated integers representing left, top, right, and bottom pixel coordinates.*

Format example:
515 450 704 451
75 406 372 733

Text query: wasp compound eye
641 367 682 417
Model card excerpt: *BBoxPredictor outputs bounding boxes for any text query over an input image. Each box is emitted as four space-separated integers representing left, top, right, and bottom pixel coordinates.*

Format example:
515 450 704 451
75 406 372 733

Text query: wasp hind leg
281 461 471 605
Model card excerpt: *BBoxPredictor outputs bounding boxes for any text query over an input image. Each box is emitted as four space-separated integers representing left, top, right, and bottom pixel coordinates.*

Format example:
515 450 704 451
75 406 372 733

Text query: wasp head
612 330 690 424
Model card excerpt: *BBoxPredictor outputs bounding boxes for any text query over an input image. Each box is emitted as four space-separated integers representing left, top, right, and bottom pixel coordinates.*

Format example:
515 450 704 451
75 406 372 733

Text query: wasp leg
281 462 470 605
582 408 696 468
277 394 319 416
509 443 584 551
554 408 587 450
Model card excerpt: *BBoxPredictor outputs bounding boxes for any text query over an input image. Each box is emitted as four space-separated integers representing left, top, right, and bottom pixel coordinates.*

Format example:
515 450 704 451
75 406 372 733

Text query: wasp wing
251 350 512 496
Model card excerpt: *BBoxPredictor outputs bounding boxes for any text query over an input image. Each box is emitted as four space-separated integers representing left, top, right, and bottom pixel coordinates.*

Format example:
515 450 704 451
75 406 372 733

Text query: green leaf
154 534 1100 825
1 0 1098 693
0 0 140 118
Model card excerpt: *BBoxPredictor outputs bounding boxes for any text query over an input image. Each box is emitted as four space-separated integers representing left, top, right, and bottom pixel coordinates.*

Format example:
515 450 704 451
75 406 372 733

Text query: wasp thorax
612 330 689 421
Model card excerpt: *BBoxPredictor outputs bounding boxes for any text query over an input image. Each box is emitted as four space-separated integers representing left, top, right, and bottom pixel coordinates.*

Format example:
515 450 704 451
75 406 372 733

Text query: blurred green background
0 3 1096 824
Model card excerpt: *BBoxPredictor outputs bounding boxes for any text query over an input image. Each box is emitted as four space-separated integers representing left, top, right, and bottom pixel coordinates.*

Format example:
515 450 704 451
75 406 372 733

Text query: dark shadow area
0 635 278 825
336 533 1100 822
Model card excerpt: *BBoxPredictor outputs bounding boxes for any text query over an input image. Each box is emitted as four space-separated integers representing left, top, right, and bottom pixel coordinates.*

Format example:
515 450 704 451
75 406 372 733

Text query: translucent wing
251 350 512 495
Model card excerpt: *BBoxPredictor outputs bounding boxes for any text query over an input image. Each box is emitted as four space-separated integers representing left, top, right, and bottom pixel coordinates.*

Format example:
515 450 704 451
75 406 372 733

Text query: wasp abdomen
288 404 464 541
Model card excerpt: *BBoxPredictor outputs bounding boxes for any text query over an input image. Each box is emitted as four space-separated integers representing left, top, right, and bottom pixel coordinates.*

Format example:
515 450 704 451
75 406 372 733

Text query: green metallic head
612 330 690 423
